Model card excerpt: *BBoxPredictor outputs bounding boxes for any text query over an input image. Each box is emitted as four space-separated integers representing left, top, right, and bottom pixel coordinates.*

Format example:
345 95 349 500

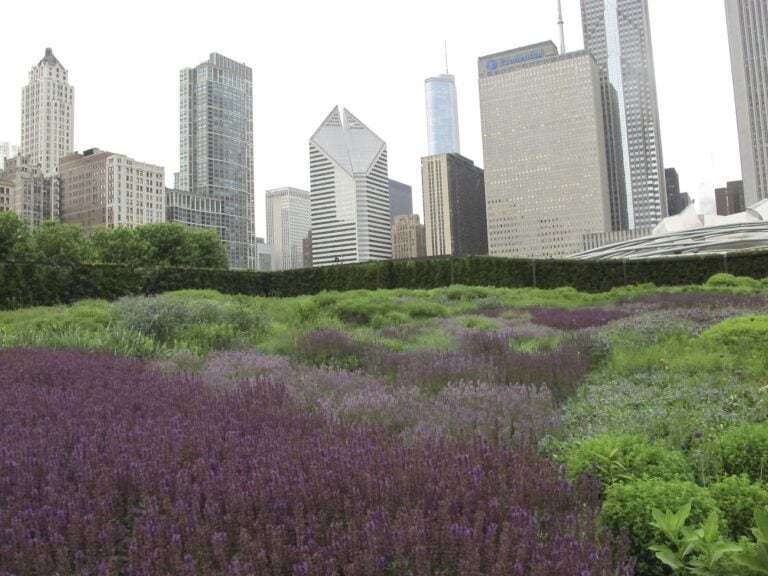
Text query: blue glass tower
425 74 461 156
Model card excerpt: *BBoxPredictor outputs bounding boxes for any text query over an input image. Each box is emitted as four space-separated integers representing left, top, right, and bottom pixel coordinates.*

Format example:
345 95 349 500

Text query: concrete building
21 49 74 177
392 214 427 260
309 106 390 266
59 148 165 233
166 188 225 235
665 168 689 217
425 73 461 155
726 0 768 205
0 143 19 171
178 53 255 269
254 237 273 271
421 153 487 257
581 0 666 229
266 187 311 271
0 155 59 229
389 179 413 224
303 230 313 268
715 180 746 216
479 42 611 258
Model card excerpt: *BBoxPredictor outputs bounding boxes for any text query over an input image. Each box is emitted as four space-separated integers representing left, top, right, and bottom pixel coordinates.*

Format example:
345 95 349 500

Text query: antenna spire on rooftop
444 41 449 74
557 0 566 54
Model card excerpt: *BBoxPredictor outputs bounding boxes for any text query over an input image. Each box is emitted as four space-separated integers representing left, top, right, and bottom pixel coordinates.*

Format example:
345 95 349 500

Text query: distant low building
266 187 311 271
0 155 59 229
392 214 427 260
60 148 165 233
715 180 746 216
254 237 273 271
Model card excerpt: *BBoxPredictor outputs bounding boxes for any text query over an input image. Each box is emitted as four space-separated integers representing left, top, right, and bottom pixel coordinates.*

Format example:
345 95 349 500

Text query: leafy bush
706 273 762 292
701 315 768 354
709 476 768 540
563 435 692 485
706 423 768 482
602 478 721 576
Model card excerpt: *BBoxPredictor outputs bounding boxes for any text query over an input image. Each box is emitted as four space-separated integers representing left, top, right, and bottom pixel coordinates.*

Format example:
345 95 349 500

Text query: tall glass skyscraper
309 107 390 266
581 0 666 230
425 74 461 155
726 0 768 206
178 53 255 269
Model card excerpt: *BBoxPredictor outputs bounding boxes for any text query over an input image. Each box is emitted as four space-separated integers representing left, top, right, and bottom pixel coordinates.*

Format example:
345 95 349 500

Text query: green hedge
1 250 767 309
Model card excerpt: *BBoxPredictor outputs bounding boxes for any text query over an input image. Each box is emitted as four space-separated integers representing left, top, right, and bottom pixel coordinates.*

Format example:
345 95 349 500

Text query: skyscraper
178 53 255 269
388 179 413 224
425 74 460 155
21 48 74 177
479 42 611 258
392 214 427 260
581 0 666 229
421 153 487 257
266 187 311 271
309 107 390 266
726 0 768 205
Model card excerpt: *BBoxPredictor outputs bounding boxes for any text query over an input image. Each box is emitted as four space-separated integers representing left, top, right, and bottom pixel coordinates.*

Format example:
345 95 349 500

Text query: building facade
309 107 390 266
266 187 311 271
21 49 74 177
479 43 611 258
715 180 746 216
59 148 165 233
0 155 59 229
726 0 768 205
179 53 255 269
425 74 461 156
665 168 686 216
0 143 20 171
254 237 273 271
388 179 413 224
581 0 666 229
391 214 427 260
421 153 487 257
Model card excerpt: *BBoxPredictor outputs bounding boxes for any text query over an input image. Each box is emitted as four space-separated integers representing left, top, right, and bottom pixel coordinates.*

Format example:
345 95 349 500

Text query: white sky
0 0 740 233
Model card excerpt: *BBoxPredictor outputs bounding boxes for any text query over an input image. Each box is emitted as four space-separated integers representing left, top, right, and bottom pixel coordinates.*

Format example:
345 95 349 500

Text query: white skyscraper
726 0 768 205
21 48 74 177
266 187 311 270
309 107 390 266
425 74 461 155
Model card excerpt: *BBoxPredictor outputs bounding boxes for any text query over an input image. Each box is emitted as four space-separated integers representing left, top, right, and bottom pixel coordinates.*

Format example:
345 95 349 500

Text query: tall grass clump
0 349 632 575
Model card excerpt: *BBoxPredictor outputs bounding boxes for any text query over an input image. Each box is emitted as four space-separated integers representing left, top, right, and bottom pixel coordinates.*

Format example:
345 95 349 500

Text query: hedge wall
1 251 767 309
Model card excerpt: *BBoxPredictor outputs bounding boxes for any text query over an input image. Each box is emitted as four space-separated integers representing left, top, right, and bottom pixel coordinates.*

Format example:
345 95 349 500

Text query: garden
1 273 768 575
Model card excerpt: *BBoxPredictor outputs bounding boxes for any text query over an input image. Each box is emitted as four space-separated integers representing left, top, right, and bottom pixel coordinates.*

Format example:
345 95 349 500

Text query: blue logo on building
486 59 498 71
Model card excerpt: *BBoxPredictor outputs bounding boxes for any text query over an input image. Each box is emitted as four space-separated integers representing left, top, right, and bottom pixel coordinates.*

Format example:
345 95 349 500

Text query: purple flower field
0 349 633 576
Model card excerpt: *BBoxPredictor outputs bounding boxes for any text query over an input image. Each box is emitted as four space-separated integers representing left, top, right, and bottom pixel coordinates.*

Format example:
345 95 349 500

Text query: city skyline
0 0 741 236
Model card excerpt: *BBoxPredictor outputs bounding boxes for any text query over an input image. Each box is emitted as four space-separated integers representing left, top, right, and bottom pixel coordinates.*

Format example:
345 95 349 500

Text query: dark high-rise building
421 153 487 257
726 0 768 205
665 168 687 216
177 53 255 269
715 180 746 216
581 0 666 229
388 179 413 224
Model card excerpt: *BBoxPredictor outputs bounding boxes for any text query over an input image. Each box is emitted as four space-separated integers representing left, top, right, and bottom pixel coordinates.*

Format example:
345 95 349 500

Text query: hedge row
2 251 768 309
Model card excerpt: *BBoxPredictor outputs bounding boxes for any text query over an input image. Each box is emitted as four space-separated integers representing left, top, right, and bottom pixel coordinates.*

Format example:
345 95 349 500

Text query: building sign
485 49 545 72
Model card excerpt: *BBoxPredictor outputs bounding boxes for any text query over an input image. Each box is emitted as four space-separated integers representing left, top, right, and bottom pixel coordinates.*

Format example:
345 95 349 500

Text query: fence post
531 259 537 289
723 253 728 274
623 259 628 286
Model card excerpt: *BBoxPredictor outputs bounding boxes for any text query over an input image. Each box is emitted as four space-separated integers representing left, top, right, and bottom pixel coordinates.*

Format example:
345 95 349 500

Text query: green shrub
563 435 692 485
706 273 762 291
706 423 768 482
701 315 768 353
709 476 768 540
601 479 721 576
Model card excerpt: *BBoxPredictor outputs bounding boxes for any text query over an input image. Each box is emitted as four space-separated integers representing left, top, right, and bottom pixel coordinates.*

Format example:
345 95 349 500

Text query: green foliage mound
563 434 691 485
706 423 768 482
706 273 763 292
602 479 721 576
709 476 768 540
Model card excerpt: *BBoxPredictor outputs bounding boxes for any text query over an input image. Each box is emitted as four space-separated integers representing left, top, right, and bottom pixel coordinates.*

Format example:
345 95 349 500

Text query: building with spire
309 107 390 266
581 0 666 230
21 48 74 176
726 0 768 206
425 64 460 156
174 53 255 269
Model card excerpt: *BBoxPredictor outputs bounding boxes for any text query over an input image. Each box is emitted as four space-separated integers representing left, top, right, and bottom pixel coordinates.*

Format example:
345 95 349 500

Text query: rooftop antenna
444 41 449 74
557 0 566 54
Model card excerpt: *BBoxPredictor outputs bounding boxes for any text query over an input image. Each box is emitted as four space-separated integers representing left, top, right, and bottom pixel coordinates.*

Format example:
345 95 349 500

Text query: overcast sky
0 0 740 233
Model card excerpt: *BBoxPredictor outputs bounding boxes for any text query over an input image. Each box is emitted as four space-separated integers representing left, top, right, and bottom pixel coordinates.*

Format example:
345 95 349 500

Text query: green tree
90 227 152 267
134 223 227 269
27 221 94 265
0 211 29 261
